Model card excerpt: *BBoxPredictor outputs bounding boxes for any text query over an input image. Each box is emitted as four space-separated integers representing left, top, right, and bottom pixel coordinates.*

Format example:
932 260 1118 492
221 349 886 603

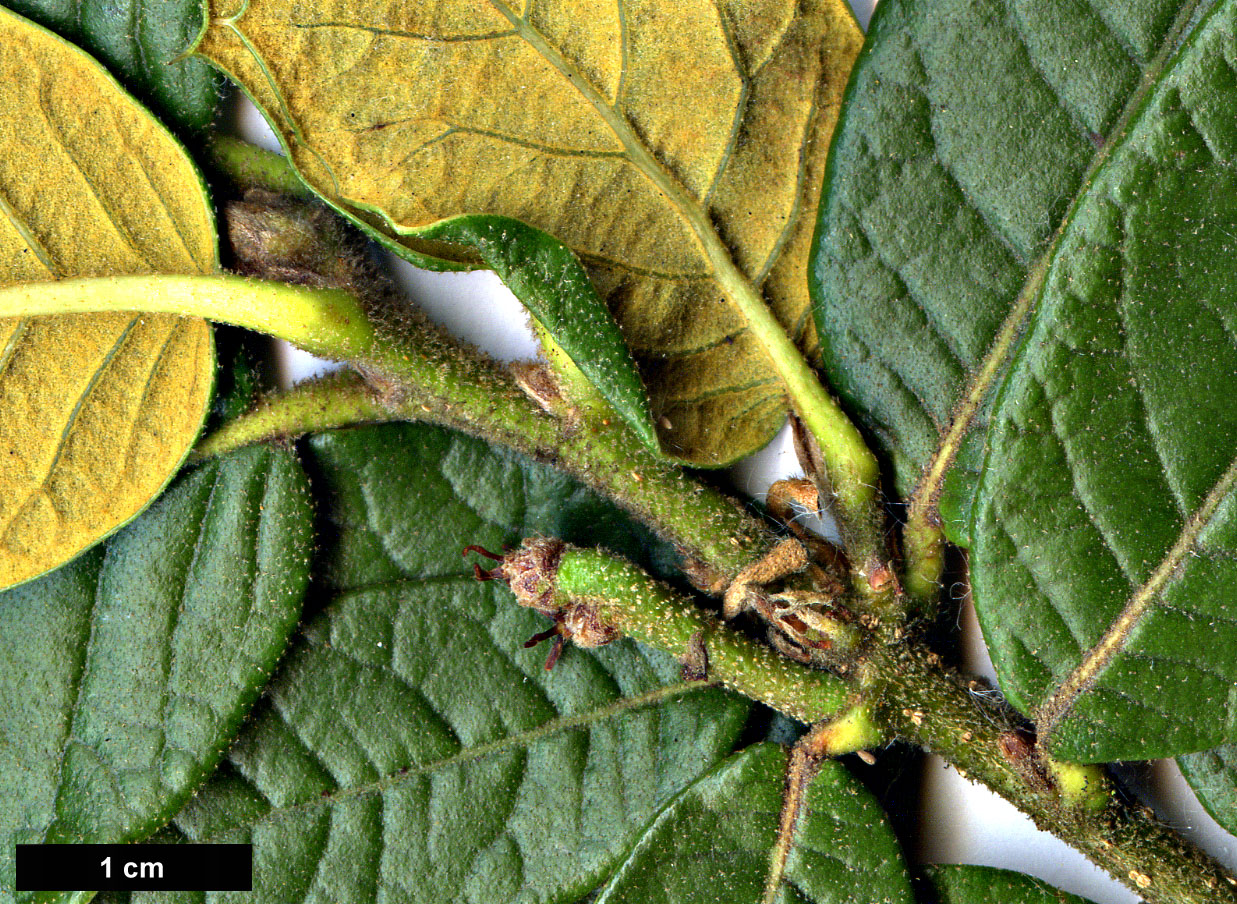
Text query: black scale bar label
16 843 252 891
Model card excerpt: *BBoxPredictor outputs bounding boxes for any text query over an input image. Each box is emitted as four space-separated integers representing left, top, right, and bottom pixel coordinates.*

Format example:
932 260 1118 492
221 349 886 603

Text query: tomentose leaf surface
0 6 217 589
196 0 863 465
3 0 220 131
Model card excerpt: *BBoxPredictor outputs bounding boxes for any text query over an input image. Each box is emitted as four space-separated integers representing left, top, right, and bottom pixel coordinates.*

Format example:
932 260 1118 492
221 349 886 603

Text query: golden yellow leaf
0 7 216 589
197 0 861 464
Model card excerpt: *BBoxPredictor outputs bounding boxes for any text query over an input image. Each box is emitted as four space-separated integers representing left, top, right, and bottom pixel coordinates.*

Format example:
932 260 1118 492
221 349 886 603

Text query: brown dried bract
466 539 619 670
680 630 710 681
722 538 809 619
510 362 567 416
998 729 1054 795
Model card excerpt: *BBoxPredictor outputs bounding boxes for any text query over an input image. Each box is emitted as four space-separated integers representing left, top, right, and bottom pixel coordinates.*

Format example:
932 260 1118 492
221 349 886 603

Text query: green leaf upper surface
596 743 914 904
0 445 312 903
810 0 1207 527
3 0 220 131
419 215 659 451
213 143 658 447
927 865 1098 904
971 0 1237 762
134 424 747 903
1178 745 1237 837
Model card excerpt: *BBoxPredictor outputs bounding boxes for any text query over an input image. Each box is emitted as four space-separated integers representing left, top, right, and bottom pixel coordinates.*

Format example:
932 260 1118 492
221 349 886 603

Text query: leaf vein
839 325 944 437
0 318 31 383
1037 449 1237 739
50 553 109 838
907 0 1208 516
200 682 706 842
158 462 226 773
0 320 139 545
1110 273 1190 517
1076 0 1143 63
0 189 58 275
999 3 1105 146
287 21 518 42
995 519 1092 658
755 92 818 285
1042 373 1145 586
702 0 751 208
848 212 973 377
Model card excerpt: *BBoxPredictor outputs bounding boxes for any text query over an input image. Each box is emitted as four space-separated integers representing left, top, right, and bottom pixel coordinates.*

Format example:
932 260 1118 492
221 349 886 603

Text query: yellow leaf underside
0 8 216 589
199 0 861 464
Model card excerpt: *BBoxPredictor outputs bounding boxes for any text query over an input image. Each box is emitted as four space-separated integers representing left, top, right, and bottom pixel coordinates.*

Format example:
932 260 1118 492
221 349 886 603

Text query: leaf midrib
907 0 1209 519
487 0 873 484
760 745 805 904
195 680 707 841
485 0 748 285
1037 451 1237 741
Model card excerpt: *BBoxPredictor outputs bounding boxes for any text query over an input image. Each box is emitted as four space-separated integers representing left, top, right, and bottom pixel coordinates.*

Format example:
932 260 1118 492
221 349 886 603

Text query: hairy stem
188 370 388 462
209 135 314 199
877 646 1237 904
208 138 892 598
552 547 864 725
703 252 884 567
198 369 774 581
537 540 1237 902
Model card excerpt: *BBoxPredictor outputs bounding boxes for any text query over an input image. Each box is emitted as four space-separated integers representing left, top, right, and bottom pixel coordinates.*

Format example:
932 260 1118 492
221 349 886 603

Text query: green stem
198 370 774 581
209 135 314 199
902 515 945 606
209 137 888 584
877 646 1237 904
704 252 883 557
554 547 862 725
188 370 387 462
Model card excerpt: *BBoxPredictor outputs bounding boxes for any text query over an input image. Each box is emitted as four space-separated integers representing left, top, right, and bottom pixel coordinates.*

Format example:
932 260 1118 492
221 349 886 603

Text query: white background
235 1 1237 899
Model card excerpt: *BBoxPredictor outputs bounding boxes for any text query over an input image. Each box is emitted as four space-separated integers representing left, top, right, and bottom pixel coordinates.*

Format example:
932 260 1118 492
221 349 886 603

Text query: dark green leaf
1178 746 1237 837
130 424 747 903
970 0 1237 762
207 325 272 430
811 0 1210 518
0 446 313 902
419 216 659 451
4 0 220 132
927 865 1098 904
812 0 1237 761
596 743 914 904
